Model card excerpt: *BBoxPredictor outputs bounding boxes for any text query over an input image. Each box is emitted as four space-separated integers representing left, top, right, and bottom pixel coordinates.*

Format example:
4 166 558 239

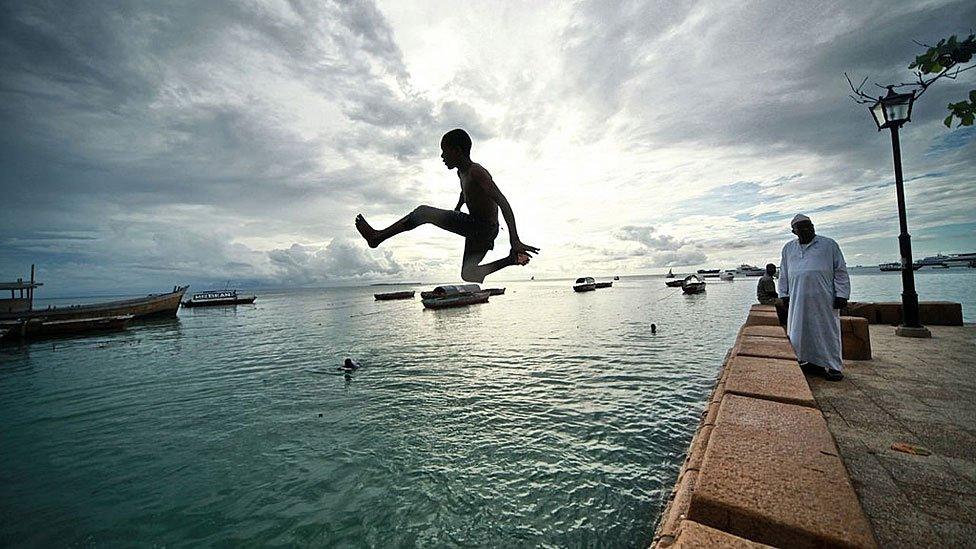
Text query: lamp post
869 86 930 338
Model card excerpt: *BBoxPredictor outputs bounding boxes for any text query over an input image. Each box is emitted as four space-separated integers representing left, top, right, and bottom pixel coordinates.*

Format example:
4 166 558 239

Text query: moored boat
697 269 720 278
183 289 257 307
666 279 684 287
485 288 506 296
421 284 491 309
573 277 596 292
613 275 620 280
1 268 186 323
2 314 133 341
735 264 766 277
682 275 706 294
595 281 613 288
719 270 735 281
666 268 675 278
373 290 415 301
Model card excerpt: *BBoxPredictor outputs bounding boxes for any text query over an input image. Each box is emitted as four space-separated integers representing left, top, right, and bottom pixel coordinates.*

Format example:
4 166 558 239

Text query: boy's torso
459 163 499 226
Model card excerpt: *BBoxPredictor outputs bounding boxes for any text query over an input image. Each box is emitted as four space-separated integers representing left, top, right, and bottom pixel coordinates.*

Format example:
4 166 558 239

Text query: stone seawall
650 305 878 548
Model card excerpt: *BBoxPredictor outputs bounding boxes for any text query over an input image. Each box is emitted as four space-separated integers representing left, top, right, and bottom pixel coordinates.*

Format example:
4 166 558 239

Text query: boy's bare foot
355 214 381 248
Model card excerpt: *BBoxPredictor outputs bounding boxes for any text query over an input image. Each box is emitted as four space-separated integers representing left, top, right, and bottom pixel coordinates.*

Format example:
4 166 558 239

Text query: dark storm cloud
0 0 485 289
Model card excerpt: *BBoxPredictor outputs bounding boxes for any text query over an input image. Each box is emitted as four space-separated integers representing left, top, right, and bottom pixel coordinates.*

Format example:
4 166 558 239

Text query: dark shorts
442 211 499 257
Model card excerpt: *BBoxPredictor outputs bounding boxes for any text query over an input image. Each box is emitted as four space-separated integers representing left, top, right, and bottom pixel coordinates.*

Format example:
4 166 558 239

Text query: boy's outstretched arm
473 168 539 257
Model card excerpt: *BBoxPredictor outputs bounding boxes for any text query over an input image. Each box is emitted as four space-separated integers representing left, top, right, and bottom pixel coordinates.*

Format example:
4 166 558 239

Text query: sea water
2 271 974 547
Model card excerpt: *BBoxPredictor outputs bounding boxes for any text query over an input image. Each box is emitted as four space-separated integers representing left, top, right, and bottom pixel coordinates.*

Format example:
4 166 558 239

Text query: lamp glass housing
870 89 915 130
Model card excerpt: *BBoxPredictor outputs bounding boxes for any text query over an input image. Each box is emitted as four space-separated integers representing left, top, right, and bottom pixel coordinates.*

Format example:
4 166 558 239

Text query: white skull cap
791 214 811 227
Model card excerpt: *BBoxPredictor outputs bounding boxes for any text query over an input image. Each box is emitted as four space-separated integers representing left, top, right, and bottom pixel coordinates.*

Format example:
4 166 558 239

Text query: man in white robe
778 214 851 381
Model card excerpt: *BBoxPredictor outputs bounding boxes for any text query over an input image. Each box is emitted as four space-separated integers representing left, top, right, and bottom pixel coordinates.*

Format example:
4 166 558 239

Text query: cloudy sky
1 0 974 295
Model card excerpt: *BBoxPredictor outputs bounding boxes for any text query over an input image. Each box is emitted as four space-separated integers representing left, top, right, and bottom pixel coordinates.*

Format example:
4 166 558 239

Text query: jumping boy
355 129 539 283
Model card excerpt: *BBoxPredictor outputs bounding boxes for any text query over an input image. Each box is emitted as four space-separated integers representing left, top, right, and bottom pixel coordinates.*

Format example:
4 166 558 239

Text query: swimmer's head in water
344 358 355 368
441 129 471 169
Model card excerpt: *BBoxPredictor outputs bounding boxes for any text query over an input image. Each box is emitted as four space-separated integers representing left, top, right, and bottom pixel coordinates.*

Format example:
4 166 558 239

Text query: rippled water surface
2 272 973 547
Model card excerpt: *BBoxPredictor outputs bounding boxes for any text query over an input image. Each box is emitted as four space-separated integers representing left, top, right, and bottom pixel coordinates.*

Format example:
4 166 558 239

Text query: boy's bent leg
356 206 467 248
461 249 529 283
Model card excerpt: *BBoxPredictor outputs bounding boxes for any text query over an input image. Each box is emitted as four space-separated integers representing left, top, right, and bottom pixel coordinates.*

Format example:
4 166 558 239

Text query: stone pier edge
649 300 962 547
650 304 863 548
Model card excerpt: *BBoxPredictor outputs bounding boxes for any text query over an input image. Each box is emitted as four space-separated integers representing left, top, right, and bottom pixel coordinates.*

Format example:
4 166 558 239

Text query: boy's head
440 128 471 169
765 263 777 276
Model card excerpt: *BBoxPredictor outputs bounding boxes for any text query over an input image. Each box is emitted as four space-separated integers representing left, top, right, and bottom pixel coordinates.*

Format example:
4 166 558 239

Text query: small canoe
1 314 133 341
374 291 415 301
665 280 684 288
595 281 612 289
573 277 596 292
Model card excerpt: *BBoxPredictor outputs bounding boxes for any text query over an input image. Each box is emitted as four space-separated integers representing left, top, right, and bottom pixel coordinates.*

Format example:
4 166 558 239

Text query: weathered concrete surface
809 325 976 548
688 394 877 548
744 311 781 327
671 520 775 548
841 316 872 360
740 325 787 338
734 336 798 361
725 355 816 408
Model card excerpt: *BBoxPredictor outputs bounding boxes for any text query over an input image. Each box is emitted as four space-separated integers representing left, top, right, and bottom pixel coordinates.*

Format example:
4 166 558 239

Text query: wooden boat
421 284 490 309
182 289 256 307
573 277 596 292
595 281 613 289
373 290 415 301
1 314 132 341
682 275 706 294
421 284 481 300
485 288 506 296
665 279 684 288
0 277 187 323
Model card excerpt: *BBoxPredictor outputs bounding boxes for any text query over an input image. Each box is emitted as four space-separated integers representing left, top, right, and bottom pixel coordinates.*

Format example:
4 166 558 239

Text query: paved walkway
808 325 976 548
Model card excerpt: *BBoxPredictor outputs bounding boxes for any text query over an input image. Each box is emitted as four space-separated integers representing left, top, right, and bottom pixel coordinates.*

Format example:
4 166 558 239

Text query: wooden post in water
29 264 35 311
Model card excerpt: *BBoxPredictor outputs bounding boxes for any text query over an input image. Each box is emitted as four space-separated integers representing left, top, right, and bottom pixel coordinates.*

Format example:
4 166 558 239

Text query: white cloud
1 0 974 291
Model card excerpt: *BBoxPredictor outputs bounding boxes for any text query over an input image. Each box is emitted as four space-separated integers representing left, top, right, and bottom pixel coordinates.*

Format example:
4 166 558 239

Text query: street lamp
869 87 930 338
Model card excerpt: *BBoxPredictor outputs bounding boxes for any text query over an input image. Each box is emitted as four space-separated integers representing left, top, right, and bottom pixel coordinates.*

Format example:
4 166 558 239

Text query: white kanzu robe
778 235 851 371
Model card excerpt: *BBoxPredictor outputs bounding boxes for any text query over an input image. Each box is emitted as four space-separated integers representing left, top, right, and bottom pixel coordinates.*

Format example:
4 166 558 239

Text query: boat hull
573 284 596 292
595 282 613 289
1 315 132 341
682 285 706 294
373 291 415 301
422 291 491 309
0 286 187 322
182 296 256 307
666 280 684 287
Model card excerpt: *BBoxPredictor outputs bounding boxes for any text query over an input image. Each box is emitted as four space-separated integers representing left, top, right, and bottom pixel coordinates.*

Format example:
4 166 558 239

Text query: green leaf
969 90 976 103
944 114 953 127
962 114 975 127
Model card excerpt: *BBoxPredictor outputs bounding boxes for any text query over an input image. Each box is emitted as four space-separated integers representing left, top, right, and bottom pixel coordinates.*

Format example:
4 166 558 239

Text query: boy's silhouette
355 129 539 283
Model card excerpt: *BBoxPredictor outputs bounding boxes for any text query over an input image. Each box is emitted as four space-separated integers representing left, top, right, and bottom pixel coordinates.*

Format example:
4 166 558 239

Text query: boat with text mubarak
181 289 256 308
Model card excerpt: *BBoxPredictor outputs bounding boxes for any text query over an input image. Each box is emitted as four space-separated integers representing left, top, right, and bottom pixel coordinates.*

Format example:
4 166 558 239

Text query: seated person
757 263 779 305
